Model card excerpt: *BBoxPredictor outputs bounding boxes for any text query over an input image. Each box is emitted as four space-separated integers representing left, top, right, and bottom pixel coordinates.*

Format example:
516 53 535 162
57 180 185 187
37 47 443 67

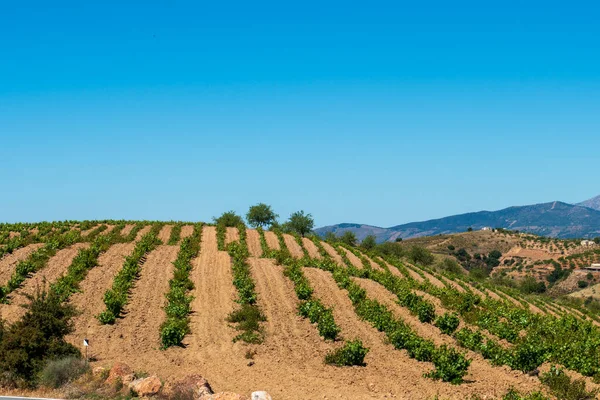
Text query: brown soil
282 234 303 258
320 241 344 266
301 238 322 259
180 225 194 239
0 243 44 286
8 231 20 239
2 243 90 323
136 225 152 240
225 227 239 245
158 225 173 244
359 252 385 272
379 258 412 279
246 229 263 258
81 225 99 237
120 224 135 237
72 245 180 365
339 247 364 269
437 275 466 293
264 231 280 251
412 265 445 288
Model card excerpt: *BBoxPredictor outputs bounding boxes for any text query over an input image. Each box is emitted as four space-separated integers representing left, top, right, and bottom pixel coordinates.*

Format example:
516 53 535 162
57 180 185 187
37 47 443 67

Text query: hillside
579 194 600 211
316 199 600 242
3 221 600 399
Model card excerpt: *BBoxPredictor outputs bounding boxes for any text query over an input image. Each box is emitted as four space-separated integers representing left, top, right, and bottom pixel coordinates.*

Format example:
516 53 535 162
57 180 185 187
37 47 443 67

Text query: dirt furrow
120 224 135 237
135 225 152 240
158 225 173 244
320 241 344 266
340 247 364 269
82 245 180 367
358 252 385 271
264 231 280 250
378 257 405 278
68 242 138 347
180 225 194 240
301 238 322 259
2 243 90 323
225 227 239 245
0 243 44 286
246 229 263 257
282 234 303 259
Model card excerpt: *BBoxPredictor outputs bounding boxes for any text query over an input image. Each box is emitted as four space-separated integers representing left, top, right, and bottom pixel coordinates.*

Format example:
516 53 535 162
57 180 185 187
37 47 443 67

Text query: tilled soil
320 241 344 266
180 225 194 239
0 243 44 286
78 245 180 365
301 238 321 259
264 231 280 251
339 247 364 269
246 229 263 257
282 234 303 258
120 224 135 237
225 227 239 245
158 225 173 244
2 243 90 323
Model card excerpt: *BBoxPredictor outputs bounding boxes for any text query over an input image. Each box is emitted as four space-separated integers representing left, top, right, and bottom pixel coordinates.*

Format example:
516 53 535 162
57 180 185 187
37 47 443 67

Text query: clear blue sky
1 1 599 227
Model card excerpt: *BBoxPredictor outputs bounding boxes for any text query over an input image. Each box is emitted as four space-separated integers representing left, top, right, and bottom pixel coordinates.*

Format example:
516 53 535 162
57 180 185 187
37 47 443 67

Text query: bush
578 280 589 288
0 289 80 387
213 211 245 227
38 356 89 388
435 313 460 335
408 246 434 266
437 258 463 274
227 304 266 344
361 235 377 250
325 339 369 366
425 345 471 384
540 365 599 400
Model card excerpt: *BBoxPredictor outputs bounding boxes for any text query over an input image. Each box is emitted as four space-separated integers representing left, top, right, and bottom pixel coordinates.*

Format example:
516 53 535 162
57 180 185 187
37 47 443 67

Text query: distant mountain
315 199 600 242
578 195 600 211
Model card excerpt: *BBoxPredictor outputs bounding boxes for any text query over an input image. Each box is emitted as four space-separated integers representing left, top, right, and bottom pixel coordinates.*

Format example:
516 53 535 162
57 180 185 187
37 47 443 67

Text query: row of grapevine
160 223 203 348
97 224 164 324
225 224 265 343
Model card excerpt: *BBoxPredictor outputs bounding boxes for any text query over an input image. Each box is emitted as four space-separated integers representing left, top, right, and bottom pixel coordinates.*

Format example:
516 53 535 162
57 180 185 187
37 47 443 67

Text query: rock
251 392 272 400
107 362 133 383
123 374 136 386
131 375 162 397
166 374 213 399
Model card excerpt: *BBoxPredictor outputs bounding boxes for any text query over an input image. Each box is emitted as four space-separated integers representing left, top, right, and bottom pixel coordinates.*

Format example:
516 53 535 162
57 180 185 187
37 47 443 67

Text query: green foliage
325 339 369 366
0 289 80 387
540 365 599 400
578 280 589 288
167 223 183 245
38 356 89 388
502 388 549 400
286 210 315 237
434 313 460 335
213 211 245 227
425 345 472 384
97 227 162 324
519 276 547 294
338 231 357 247
437 258 463 274
408 246 435 266
160 224 202 348
374 242 405 259
361 235 377 250
246 203 278 229
298 300 340 340
227 304 266 344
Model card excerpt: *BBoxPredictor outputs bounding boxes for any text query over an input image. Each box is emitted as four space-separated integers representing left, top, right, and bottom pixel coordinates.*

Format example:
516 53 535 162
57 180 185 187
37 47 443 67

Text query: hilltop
2 220 600 399
316 196 600 242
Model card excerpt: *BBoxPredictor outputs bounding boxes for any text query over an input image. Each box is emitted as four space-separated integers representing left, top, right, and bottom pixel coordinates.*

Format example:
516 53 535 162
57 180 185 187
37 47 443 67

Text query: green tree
213 211 245 227
287 211 315 237
361 235 377 250
395 237 403 242
594 237 600 244
324 232 337 242
467 227 473 232
339 231 357 247
246 203 278 229
408 246 435 266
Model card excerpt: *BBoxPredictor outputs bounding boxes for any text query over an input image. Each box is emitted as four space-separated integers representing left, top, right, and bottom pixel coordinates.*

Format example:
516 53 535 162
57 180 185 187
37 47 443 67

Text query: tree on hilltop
339 231 357 247
287 211 315 237
213 211 245 227
246 203 278 229
361 235 377 250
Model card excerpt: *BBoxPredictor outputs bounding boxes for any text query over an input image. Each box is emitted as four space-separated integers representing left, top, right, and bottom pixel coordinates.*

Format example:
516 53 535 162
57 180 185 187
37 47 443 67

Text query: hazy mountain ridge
315 195 600 242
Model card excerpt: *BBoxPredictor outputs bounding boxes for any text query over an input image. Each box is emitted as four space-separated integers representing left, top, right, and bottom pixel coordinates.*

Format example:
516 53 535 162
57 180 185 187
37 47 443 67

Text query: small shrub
425 345 471 384
38 356 89 388
325 339 369 366
435 313 460 335
540 365 599 400
578 280 589 288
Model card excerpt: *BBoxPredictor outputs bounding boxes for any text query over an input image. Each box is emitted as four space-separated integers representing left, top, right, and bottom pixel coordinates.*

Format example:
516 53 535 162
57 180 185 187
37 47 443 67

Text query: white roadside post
83 338 89 364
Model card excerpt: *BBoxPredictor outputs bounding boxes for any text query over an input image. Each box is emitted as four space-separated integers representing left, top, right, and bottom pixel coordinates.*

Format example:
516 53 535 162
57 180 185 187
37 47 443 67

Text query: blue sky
1 1 599 226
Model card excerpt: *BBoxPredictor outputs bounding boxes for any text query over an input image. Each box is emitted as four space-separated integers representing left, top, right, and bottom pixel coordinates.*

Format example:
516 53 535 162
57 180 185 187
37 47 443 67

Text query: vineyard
2 220 600 399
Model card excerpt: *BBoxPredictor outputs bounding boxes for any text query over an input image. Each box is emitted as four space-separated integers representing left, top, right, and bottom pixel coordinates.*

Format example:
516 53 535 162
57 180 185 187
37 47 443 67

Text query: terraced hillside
2 221 600 399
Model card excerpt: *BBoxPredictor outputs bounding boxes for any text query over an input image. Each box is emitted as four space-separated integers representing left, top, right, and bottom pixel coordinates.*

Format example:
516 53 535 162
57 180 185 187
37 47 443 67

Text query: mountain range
315 195 600 242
